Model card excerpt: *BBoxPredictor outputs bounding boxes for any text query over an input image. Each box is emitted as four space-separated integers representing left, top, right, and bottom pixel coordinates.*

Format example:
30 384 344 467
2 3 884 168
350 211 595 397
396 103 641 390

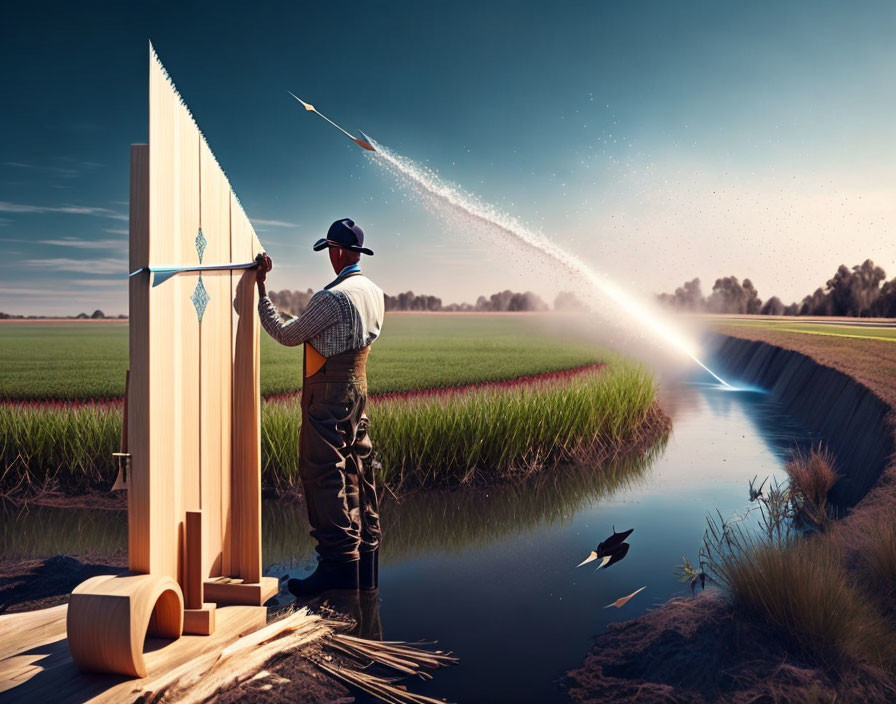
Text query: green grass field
0 315 605 400
710 317 896 343
0 313 665 494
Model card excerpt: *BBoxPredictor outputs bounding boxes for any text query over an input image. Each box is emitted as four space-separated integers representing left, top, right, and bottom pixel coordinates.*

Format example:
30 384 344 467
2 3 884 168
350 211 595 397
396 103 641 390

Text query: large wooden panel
131 43 264 589
68 42 270 683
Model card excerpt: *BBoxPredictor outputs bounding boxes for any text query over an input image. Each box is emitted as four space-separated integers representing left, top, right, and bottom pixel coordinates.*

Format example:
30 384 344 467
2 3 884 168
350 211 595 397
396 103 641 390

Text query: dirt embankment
566 329 896 704
710 333 894 506
0 554 127 613
709 326 896 522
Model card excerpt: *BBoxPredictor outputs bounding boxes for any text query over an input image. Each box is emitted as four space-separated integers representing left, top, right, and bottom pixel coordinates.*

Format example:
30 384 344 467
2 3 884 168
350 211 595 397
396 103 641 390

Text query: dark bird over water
748 475 768 502
576 526 634 568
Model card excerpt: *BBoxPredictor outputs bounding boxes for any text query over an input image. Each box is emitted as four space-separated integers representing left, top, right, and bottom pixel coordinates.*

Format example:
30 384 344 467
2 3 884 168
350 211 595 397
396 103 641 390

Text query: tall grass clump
0 403 120 496
854 514 896 614
693 447 896 693
786 446 839 530
710 528 896 674
262 363 661 491
372 364 658 487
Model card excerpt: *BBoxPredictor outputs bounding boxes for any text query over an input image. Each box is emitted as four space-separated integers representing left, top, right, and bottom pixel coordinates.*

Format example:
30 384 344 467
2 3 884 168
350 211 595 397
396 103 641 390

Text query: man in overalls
255 218 384 597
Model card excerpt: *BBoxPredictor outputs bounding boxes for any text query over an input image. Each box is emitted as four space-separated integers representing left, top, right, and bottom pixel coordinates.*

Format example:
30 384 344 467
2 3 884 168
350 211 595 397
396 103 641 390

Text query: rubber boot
288 560 359 598
358 588 383 640
360 550 378 591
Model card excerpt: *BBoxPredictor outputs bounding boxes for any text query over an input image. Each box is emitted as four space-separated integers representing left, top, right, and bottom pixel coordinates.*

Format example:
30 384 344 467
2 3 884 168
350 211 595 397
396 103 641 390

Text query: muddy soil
0 553 127 613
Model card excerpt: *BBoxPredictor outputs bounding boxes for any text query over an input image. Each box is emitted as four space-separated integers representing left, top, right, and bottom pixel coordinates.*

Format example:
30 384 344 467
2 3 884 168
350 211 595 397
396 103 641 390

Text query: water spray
289 95 731 387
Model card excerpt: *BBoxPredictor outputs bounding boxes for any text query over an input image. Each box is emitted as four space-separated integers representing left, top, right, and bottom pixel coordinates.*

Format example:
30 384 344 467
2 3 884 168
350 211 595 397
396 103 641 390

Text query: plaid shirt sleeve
258 291 339 347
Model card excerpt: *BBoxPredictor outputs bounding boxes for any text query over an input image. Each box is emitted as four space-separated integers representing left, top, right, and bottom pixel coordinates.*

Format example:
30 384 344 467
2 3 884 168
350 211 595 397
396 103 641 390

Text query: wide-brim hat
313 217 374 256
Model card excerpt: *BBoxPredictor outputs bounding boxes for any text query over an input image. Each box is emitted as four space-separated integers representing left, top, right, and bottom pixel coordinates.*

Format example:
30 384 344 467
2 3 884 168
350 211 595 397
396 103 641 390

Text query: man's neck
338 262 361 276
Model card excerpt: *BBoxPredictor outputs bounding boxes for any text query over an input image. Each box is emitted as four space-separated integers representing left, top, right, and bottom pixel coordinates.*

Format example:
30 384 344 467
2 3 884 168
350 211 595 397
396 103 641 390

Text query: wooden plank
128 143 150 574
184 511 202 609
146 45 178 579
198 136 233 579
146 45 207 581
223 205 240 577
173 99 201 523
0 605 266 704
0 606 67 661
229 195 263 582
203 577 278 606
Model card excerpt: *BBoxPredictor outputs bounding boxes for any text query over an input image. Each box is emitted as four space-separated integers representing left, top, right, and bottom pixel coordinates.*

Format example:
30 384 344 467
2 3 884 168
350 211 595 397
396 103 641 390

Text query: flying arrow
288 91 376 151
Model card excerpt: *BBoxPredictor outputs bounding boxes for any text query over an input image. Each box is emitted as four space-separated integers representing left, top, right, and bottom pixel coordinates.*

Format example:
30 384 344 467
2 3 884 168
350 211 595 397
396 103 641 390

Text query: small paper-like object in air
576 526 634 568
288 92 376 151
604 586 646 609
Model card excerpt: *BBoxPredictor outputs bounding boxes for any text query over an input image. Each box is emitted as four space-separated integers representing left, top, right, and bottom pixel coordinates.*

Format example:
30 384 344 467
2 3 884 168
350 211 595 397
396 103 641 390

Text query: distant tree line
3 290 591 319
0 310 126 320
267 288 589 315
658 259 896 317
267 289 316 317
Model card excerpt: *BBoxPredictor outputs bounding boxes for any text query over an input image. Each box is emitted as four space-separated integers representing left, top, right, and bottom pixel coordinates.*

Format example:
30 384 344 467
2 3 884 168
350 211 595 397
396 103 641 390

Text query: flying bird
604 586 646 609
748 475 768 502
288 92 376 151
576 526 634 568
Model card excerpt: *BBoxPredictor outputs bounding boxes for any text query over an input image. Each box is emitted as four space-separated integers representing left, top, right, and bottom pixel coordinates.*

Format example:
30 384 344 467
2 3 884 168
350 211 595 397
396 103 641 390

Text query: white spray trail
368 142 731 387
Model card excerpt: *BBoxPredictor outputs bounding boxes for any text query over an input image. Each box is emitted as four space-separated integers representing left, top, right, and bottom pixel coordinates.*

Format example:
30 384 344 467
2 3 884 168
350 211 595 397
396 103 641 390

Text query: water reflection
0 433 667 566
264 439 667 571
0 501 127 559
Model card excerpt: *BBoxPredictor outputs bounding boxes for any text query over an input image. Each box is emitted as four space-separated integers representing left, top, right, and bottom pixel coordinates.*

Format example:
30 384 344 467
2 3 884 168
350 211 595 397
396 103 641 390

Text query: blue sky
1 0 894 315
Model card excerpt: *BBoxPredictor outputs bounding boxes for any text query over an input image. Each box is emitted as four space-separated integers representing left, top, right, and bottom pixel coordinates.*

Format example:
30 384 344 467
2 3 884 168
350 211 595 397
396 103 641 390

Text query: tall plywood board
129 44 265 587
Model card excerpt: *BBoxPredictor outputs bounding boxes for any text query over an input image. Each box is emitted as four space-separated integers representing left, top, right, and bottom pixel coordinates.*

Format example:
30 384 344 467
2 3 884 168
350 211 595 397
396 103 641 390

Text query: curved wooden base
66 574 184 678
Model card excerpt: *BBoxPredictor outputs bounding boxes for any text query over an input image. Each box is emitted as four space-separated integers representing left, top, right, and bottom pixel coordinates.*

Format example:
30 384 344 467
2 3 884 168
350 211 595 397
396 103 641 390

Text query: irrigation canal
1 379 821 703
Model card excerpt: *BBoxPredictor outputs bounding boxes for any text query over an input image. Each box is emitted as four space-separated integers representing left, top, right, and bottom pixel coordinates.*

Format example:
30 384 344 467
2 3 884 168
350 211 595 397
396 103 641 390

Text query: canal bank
566 329 896 704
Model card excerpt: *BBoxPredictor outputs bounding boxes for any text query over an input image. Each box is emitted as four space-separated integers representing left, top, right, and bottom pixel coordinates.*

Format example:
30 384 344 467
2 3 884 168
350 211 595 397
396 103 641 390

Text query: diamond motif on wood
195 228 207 263
191 275 209 322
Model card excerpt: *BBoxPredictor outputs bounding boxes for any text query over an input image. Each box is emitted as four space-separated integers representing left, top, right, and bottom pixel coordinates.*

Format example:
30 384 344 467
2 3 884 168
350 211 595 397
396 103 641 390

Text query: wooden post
183 510 216 635
127 143 150 574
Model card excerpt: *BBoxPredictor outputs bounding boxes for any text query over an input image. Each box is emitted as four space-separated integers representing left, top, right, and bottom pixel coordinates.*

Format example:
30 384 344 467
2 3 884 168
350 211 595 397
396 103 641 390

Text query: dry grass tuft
696 454 896 698
724 537 896 675
856 515 896 613
786 446 839 530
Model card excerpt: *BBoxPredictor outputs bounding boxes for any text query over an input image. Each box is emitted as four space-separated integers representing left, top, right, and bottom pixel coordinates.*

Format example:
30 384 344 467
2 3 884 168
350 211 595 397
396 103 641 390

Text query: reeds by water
263 364 659 491
1 363 661 498
694 447 896 696
0 403 120 496
786 446 840 530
